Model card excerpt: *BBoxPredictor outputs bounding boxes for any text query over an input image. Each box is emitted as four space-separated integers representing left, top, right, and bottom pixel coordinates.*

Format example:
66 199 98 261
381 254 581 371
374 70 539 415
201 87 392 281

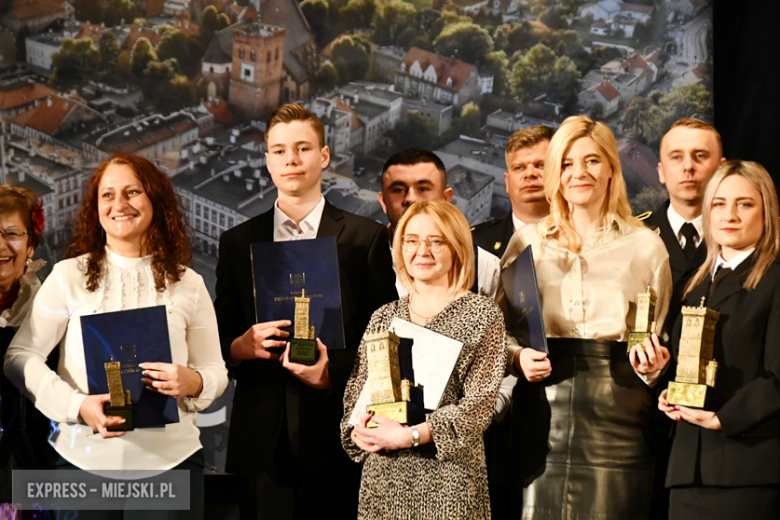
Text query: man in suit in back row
471 125 554 519
644 118 726 299
472 125 554 260
642 117 726 520
214 104 398 520
378 148 503 298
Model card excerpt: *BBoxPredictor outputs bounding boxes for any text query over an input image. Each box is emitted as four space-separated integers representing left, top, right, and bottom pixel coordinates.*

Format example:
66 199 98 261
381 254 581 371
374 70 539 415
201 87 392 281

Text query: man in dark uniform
643 118 726 296
642 117 726 520
472 125 553 259
472 125 553 519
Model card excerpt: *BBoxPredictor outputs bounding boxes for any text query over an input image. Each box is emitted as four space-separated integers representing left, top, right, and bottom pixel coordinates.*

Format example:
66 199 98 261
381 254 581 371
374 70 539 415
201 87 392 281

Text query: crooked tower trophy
104 356 134 431
290 289 317 365
364 330 423 428
627 286 657 354
667 298 721 409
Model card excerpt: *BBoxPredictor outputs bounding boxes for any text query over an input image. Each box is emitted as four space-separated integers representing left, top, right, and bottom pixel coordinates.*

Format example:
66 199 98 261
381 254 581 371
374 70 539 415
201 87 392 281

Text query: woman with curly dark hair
4 154 227 519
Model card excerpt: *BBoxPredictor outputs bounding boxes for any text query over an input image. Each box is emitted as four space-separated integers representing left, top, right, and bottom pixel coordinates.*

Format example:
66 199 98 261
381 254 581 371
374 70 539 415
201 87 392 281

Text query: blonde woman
659 161 780 520
341 200 507 519
500 115 673 519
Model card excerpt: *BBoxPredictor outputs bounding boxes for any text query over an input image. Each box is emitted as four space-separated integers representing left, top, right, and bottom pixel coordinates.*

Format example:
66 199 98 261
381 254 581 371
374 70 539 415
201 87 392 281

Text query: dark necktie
680 222 698 260
709 266 732 297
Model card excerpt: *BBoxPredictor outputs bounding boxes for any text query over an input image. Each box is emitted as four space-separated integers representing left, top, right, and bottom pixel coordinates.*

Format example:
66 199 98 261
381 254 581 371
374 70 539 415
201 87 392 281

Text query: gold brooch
494 241 501 250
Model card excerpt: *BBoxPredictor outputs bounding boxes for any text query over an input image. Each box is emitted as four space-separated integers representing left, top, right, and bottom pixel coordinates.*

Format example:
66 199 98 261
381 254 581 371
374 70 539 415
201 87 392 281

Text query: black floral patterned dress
341 293 507 520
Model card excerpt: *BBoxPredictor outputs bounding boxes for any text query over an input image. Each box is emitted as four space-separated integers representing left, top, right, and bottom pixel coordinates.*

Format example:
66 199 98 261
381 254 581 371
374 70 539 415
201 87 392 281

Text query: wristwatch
410 425 420 448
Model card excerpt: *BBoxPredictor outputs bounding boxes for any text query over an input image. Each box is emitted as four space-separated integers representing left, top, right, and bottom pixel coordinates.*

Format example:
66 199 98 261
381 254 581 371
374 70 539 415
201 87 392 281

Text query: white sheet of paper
348 317 464 426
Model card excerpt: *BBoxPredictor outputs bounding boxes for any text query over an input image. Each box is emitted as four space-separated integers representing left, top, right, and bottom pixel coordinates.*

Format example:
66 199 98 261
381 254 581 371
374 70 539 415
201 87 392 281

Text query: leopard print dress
341 292 507 520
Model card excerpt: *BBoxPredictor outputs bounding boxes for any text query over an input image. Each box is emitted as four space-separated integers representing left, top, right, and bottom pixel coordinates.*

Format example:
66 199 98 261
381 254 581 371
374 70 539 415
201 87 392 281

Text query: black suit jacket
666 255 780 487
644 200 708 294
472 213 514 260
214 201 397 477
644 201 708 339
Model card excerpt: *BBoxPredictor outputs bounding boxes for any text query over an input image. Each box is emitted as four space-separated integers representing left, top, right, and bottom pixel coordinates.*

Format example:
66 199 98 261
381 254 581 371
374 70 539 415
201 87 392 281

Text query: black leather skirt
519 338 656 520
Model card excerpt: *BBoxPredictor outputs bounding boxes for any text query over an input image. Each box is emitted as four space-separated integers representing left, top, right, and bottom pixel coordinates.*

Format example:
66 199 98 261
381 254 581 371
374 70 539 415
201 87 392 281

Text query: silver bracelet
410 425 420 448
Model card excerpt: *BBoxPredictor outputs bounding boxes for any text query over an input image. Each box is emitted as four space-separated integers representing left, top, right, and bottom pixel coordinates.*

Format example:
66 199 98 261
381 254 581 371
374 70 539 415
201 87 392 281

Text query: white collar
105 247 152 270
511 213 527 232
667 203 703 239
713 248 755 277
273 196 325 238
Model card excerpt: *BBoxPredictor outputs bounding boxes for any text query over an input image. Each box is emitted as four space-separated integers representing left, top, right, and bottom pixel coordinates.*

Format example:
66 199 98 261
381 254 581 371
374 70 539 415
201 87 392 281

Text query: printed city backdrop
0 0 713 472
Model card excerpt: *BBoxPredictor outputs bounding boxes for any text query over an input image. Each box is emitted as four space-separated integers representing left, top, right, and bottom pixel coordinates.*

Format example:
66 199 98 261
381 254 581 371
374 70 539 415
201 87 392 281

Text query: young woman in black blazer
659 160 780 520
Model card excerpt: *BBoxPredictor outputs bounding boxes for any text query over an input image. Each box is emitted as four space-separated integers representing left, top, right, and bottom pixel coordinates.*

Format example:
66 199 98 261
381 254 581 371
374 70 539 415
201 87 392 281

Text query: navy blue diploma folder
501 245 548 354
81 306 179 428
251 236 345 350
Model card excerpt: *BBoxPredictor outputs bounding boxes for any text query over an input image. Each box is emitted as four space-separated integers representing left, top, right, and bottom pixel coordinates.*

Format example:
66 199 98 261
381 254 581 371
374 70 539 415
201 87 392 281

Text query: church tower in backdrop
228 22 286 120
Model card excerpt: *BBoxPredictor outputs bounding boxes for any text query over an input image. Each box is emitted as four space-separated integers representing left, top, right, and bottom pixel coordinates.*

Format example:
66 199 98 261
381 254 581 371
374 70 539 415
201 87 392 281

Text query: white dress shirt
4 249 228 471
273 196 325 242
667 203 703 249
713 248 755 278
511 213 527 234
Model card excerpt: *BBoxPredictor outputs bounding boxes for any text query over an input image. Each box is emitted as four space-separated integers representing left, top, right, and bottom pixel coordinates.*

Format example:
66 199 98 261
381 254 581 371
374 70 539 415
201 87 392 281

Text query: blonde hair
541 115 638 252
684 160 780 297
393 200 474 294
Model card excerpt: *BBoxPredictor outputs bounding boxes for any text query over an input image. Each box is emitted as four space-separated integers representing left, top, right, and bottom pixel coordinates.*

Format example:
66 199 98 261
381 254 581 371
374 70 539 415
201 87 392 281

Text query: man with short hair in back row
470 125 554 519
644 118 727 296
378 148 502 298
642 118 726 520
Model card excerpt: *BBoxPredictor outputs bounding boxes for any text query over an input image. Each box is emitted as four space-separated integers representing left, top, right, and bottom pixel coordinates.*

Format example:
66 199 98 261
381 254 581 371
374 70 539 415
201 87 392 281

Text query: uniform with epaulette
472 213 515 260
638 200 708 520
639 201 708 294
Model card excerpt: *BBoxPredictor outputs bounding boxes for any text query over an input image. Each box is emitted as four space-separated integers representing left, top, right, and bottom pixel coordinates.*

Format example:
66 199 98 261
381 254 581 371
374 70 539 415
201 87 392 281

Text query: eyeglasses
400 235 449 254
0 229 28 244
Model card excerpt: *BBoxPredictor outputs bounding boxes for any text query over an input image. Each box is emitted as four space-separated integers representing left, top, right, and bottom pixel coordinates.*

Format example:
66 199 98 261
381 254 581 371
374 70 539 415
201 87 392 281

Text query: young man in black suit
472 125 553 260
215 104 397 520
642 118 726 520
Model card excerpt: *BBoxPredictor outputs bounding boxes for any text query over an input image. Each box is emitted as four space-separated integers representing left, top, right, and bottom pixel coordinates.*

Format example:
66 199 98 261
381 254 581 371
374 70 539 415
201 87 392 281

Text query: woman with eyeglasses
341 200 507 519
499 115 673 519
4 154 228 519
0 185 57 503
659 161 780 520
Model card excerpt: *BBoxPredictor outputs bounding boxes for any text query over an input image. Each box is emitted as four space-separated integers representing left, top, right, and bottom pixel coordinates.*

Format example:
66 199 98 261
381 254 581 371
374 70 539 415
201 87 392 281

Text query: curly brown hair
66 154 192 292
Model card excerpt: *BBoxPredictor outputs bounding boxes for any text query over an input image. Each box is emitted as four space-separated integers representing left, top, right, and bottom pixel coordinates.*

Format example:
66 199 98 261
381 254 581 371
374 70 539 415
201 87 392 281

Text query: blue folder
251 236 345 350
81 305 179 428
501 245 548 354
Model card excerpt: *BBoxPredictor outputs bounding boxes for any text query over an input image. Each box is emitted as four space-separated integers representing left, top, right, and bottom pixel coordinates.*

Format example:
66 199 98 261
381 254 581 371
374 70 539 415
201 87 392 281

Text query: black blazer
214 201 397 477
644 200 708 292
472 213 514 260
666 255 780 487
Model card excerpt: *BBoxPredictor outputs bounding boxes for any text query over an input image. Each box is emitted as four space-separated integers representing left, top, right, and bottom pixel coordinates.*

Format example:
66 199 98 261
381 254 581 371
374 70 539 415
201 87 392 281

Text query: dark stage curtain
713 0 780 178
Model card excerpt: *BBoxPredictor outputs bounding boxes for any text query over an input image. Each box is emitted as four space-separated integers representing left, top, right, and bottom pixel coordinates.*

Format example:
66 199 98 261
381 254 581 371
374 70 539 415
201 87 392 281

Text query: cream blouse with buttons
4 249 228 471
500 219 672 371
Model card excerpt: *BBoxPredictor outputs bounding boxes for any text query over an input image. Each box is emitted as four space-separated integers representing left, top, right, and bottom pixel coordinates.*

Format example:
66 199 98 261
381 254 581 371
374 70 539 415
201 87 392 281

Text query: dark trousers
670 485 780 520
48 450 205 520
237 415 359 520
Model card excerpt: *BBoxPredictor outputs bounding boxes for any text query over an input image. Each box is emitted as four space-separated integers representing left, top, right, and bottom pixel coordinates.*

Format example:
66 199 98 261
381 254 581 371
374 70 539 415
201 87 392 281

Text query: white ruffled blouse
4 249 228 471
